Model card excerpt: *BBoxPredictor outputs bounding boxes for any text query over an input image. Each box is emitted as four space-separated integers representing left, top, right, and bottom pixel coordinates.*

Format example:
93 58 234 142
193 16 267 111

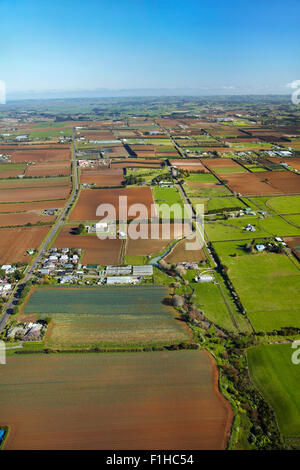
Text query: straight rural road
0 129 79 333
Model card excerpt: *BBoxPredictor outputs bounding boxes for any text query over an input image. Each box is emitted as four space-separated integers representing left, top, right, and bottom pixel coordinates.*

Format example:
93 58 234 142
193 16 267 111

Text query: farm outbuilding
106 276 139 285
255 244 265 252
132 265 153 276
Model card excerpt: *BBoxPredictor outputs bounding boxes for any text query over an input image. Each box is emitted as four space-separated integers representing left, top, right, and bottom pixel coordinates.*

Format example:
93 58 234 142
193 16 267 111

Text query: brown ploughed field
0 212 55 227
0 184 71 203
69 187 155 221
260 171 300 194
1 351 233 450
0 177 70 190
0 225 51 263
112 160 161 168
225 173 282 196
0 200 65 213
0 169 25 178
25 162 71 177
81 168 124 186
165 238 206 263
170 159 209 172
201 158 241 169
11 148 71 162
125 223 192 256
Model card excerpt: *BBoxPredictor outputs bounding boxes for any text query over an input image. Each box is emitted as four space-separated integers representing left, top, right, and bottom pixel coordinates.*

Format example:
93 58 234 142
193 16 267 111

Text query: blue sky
1 0 299 97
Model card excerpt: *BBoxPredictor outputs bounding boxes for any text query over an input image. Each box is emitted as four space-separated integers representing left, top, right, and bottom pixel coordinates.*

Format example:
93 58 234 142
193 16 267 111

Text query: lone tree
76 223 85 235
172 295 185 308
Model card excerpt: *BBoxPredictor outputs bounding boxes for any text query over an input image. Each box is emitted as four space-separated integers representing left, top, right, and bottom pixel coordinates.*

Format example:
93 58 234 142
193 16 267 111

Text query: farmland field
247 344 300 440
0 351 232 450
125 223 193 257
0 199 65 213
25 162 71 177
0 212 55 227
225 171 300 196
24 286 189 348
152 186 185 219
184 173 217 183
0 225 51 263
214 167 247 174
0 176 69 189
80 168 124 187
205 197 247 212
11 149 71 162
213 242 300 331
205 215 300 242
111 159 162 168
0 184 71 203
266 195 300 214
0 163 26 178
165 238 206 263
69 187 155 221
11 148 71 162
169 159 209 172
201 158 243 169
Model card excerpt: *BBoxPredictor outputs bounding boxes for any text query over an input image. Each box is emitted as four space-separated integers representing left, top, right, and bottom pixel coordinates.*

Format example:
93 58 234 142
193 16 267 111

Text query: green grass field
24 286 188 348
29 128 72 139
213 241 300 331
266 196 300 215
0 163 26 172
152 186 186 218
185 173 217 183
126 167 168 182
185 180 231 199
205 215 300 242
285 214 300 226
247 343 300 439
177 269 250 332
189 196 246 214
206 197 247 212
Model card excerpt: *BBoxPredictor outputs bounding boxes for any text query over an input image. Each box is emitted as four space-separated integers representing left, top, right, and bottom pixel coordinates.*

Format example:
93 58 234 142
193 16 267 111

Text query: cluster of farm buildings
36 248 153 285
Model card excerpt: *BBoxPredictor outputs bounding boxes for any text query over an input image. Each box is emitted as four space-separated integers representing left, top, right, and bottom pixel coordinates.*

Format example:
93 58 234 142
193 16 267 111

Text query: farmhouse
44 208 57 216
40 268 50 275
244 224 255 232
255 244 265 252
0 283 12 293
1 264 16 274
60 275 75 284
